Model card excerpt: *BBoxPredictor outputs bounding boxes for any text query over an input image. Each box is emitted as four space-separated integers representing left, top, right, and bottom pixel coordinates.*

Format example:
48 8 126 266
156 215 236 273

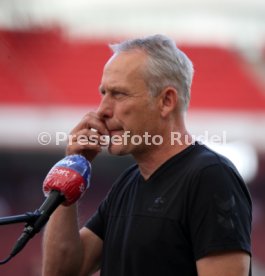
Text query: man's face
97 50 161 156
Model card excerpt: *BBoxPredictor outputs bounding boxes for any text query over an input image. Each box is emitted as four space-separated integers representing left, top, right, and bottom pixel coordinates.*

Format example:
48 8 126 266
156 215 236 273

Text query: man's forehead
99 51 148 91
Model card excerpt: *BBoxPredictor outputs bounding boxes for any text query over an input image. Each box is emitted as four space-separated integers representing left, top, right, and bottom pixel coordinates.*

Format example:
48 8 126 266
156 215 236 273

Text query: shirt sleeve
84 164 138 240
85 196 109 240
188 163 252 260
85 176 120 240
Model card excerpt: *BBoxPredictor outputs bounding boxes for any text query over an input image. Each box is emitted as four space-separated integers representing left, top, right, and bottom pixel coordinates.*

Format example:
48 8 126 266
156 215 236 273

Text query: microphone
10 155 91 258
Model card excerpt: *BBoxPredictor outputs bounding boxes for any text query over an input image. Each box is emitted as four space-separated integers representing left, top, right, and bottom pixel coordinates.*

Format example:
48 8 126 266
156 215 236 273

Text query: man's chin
107 144 129 156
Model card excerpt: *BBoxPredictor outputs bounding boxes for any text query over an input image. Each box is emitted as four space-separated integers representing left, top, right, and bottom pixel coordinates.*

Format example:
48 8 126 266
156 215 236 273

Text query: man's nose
97 95 113 120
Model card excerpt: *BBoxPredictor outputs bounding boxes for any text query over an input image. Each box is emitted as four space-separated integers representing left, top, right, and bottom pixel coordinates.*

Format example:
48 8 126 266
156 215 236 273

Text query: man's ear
158 87 179 117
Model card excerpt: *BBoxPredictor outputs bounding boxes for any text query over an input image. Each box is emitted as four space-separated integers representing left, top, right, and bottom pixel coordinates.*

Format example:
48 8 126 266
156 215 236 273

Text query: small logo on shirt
148 197 166 213
215 195 237 230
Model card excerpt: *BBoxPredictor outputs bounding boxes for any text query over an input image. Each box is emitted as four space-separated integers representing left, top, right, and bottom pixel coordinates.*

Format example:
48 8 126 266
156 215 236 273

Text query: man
42 34 252 275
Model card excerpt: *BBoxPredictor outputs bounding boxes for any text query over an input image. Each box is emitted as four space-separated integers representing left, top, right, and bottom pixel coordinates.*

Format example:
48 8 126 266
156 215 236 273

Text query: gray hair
109 34 194 111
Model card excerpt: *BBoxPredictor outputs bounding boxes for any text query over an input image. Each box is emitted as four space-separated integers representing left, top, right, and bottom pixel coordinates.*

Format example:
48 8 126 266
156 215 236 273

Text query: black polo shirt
86 142 252 276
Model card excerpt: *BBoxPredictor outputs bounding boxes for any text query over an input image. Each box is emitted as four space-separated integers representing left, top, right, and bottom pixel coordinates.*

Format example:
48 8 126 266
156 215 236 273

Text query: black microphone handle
33 190 65 233
10 190 65 258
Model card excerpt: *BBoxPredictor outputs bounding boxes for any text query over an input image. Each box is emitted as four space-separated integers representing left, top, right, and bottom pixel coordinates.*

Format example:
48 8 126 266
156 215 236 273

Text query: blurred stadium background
0 0 264 275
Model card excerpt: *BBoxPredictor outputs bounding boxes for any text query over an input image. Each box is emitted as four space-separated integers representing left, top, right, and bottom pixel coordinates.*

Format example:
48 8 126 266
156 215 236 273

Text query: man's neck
134 131 192 180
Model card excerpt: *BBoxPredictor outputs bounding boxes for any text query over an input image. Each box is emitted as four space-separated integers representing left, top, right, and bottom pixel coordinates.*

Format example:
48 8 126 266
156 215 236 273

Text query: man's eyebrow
98 85 129 94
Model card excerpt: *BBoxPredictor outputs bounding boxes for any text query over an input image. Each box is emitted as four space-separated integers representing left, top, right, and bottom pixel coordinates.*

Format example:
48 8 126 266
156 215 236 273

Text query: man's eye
113 91 126 98
100 90 106 96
